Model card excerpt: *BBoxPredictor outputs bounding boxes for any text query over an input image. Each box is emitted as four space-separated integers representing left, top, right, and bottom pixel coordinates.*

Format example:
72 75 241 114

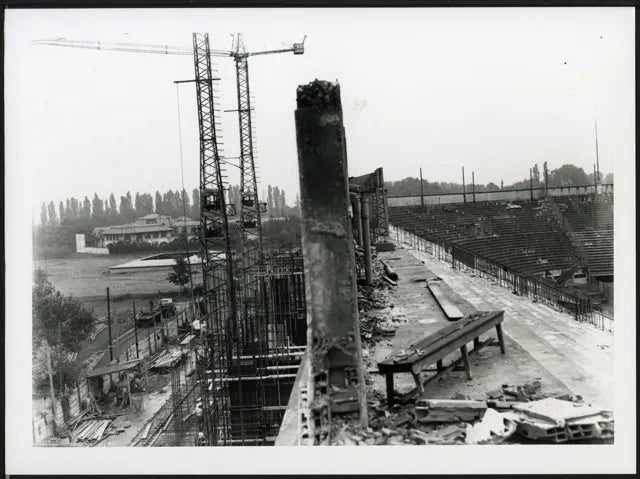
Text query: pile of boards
72 418 112 443
149 348 183 370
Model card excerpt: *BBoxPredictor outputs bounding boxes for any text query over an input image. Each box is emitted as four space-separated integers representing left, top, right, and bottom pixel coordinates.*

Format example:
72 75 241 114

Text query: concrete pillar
352 193 363 246
295 80 368 443
361 197 373 286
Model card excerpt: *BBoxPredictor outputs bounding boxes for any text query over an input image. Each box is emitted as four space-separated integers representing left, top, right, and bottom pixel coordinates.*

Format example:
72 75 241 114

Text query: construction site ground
330 238 615 445
93 372 172 446
365 240 613 410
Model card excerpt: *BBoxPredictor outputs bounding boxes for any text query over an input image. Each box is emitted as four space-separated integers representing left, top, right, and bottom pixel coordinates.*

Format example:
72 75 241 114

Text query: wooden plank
411 313 504 375
140 422 152 440
378 315 478 370
378 311 504 372
427 282 464 320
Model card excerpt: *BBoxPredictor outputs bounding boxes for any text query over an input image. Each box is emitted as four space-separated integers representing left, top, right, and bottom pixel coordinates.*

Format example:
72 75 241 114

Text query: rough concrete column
361 197 373 286
295 80 368 444
352 192 363 246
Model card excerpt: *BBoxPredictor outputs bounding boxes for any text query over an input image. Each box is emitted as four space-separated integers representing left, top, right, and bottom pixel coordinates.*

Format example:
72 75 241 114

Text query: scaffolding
193 242 306 446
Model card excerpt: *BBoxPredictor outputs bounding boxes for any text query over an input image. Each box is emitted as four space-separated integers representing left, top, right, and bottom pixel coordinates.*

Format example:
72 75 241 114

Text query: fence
34 307 194 443
390 224 613 332
388 183 614 208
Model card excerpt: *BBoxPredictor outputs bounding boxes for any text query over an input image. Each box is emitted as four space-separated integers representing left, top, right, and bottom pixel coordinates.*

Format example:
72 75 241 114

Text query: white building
97 214 200 247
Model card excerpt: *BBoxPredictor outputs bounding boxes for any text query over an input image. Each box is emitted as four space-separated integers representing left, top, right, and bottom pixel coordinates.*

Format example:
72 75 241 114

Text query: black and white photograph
4 5 636 475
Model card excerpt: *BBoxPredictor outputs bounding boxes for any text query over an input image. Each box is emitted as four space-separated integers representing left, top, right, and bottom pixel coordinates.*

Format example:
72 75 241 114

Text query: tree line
39 184 300 227
385 163 613 197
32 269 96 394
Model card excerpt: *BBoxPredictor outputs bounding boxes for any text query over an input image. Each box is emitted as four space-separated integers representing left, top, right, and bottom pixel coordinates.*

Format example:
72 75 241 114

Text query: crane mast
192 33 238 445
34 34 306 445
234 34 265 351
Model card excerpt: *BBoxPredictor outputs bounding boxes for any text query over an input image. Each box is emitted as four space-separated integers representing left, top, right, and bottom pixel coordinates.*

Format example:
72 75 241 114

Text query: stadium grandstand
388 191 613 322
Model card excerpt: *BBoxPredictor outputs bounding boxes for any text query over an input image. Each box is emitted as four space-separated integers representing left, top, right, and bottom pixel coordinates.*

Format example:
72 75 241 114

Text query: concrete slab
400 244 614 409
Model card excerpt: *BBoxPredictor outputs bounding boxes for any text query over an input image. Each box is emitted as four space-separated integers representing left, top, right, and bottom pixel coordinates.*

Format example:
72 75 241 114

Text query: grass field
34 253 201 362
34 253 202 299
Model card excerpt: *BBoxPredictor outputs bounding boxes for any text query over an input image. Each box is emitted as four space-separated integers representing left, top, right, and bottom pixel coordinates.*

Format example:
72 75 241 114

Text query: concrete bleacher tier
388 200 581 277
553 197 613 277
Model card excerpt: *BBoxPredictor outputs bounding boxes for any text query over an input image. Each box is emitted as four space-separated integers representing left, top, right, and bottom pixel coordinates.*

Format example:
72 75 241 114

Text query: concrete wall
388 183 614 208
75 234 109 255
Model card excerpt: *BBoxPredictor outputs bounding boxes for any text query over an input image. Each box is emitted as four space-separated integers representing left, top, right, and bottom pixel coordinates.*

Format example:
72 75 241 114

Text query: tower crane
35 34 306 445
34 33 306 340
33 36 305 261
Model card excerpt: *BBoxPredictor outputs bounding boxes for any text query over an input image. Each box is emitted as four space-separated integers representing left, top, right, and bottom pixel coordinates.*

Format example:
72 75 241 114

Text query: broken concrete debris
415 399 487 423
510 398 614 443
465 408 517 444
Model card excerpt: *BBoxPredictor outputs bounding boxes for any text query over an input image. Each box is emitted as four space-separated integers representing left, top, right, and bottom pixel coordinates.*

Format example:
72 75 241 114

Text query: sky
4 7 635 218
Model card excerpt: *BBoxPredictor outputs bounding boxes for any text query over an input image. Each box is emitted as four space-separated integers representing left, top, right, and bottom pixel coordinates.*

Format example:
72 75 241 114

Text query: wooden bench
378 310 506 407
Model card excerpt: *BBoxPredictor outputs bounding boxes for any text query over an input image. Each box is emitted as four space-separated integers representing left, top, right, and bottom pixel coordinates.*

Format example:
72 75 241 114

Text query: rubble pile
356 251 400 347
332 379 613 445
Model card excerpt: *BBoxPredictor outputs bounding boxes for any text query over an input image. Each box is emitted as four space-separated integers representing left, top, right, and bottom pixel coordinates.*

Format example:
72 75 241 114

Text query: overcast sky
4 7 634 217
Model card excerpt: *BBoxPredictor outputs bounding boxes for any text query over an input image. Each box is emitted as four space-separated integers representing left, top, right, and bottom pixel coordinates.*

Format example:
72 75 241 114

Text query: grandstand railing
388 183 614 207
391 224 613 333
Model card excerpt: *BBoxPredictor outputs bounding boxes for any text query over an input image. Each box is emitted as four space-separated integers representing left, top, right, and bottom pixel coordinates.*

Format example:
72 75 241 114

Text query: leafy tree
92 193 104 222
135 192 154 217
179 189 191 217
486 182 499 191
71 197 80 222
604 173 613 184
135 192 143 215
155 190 163 214
47 201 58 226
81 196 91 221
119 192 135 221
32 341 82 396
58 201 65 224
267 185 274 215
108 194 118 220
548 164 589 187
532 164 541 185
191 188 200 219
40 203 47 226
166 256 190 293
32 269 95 353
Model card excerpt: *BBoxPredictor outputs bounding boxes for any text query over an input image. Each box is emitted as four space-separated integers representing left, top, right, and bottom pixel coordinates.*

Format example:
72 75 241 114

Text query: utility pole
543 162 549 195
529 168 534 201
46 342 56 405
462 167 466 205
58 321 63 393
106 287 113 362
595 121 600 187
133 302 139 359
472 171 476 204
419 167 425 211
